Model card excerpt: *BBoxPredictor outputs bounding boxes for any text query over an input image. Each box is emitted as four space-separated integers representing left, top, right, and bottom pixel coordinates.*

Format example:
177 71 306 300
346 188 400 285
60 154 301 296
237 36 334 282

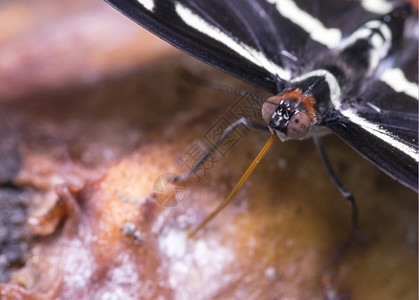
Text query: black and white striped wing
105 0 385 94
107 0 418 190
325 80 418 190
326 25 418 191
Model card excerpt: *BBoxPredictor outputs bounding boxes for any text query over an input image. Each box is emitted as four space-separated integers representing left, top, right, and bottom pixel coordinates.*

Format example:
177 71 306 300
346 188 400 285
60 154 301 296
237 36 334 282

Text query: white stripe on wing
175 2 292 80
341 108 418 161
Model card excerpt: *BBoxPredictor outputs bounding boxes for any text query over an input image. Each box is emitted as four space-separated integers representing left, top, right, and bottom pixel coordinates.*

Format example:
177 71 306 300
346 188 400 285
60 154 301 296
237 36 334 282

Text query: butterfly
105 0 418 203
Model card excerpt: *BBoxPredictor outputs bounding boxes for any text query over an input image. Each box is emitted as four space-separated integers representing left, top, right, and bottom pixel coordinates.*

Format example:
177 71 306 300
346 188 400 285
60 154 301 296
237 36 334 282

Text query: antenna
178 68 266 104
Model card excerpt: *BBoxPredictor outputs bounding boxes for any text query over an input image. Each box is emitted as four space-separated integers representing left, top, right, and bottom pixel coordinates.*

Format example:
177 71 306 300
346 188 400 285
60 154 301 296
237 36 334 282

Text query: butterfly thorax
262 71 336 141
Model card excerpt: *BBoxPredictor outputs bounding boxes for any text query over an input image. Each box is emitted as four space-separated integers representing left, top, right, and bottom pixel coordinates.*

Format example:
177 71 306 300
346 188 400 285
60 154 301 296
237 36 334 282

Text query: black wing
326 28 418 191
105 0 383 94
325 78 418 190
106 0 418 189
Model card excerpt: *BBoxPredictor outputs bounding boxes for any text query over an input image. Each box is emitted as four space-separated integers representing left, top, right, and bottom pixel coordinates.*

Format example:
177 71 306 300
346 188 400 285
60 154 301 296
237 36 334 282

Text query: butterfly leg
173 117 269 182
313 136 367 243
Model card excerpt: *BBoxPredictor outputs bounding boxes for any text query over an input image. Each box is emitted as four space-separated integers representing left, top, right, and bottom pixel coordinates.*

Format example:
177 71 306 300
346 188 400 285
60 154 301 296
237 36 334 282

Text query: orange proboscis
188 134 278 238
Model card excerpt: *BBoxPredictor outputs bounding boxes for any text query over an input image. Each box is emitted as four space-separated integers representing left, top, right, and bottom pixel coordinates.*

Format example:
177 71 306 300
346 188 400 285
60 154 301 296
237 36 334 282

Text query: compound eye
287 111 310 139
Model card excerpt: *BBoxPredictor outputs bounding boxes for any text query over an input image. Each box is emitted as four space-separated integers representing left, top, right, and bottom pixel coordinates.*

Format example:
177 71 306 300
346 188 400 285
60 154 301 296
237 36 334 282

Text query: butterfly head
262 92 312 140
